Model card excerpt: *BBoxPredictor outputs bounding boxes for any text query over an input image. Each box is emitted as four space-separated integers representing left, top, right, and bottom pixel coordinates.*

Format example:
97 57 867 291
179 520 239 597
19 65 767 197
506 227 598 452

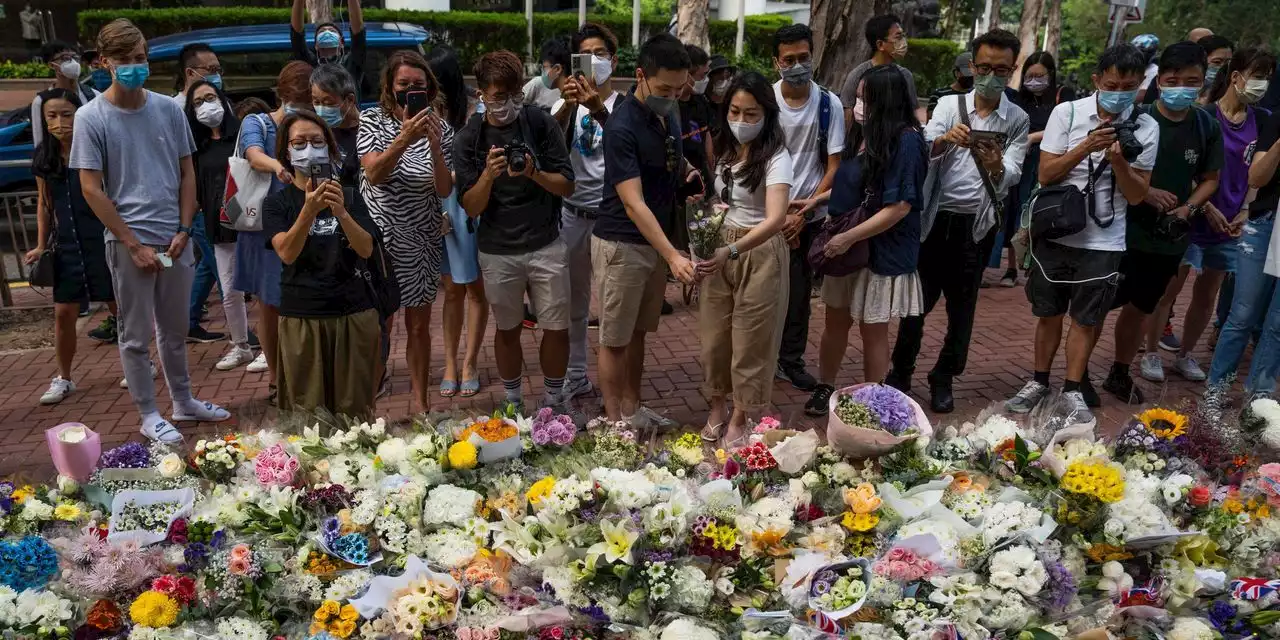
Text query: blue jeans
1208 213 1280 393
188 214 221 330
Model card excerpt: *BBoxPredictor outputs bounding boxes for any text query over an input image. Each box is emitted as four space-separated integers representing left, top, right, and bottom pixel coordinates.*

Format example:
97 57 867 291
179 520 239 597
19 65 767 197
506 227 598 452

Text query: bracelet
1186 203 1205 217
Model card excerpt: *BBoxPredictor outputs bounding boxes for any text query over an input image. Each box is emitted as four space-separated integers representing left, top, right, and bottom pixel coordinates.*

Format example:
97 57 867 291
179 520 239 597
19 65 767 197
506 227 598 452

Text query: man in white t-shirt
552 22 623 404
1005 43 1159 428
524 38 569 112
771 23 845 391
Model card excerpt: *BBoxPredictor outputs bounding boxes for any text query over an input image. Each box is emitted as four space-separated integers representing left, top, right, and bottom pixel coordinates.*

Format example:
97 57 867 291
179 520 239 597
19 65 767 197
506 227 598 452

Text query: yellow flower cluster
526 477 556 506
130 591 179 628
675 433 703 449
448 441 478 470
310 600 359 638
53 502 82 521
487 491 523 517
703 522 738 550
1137 408 1188 440
10 485 33 505
841 511 880 532
1061 460 1125 503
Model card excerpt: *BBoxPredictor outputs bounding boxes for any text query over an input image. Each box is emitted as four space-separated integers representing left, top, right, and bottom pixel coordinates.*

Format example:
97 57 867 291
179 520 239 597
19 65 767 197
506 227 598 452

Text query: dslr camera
1108 120 1145 163
503 141 533 174
1153 210 1190 241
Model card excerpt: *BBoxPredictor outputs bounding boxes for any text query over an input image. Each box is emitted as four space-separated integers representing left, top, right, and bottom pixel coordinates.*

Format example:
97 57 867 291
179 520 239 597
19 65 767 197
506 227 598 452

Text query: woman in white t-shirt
697 71 793 444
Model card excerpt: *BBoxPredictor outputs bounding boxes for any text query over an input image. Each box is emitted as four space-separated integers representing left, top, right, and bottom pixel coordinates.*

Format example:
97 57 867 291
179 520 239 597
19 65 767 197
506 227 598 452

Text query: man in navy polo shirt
592 33 697 428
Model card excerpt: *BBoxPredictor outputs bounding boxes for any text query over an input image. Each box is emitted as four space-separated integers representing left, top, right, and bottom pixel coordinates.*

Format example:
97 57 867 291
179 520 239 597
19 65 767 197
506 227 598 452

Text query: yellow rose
843 483 882 514
448 441 478 470
338 604 359 622
331 620 356 638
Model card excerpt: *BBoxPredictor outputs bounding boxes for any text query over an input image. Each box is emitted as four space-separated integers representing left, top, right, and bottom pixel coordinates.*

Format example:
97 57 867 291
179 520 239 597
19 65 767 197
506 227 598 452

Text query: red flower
152 575 177 595
723 457 741 479
174 576 197 604
1188 485 1212 508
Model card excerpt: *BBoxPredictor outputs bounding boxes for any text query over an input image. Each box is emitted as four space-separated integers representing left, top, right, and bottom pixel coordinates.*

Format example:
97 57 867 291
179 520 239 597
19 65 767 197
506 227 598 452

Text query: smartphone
157 252 173 269
309 163 334 188
570 53 593 80
406 91 430 118
968 130 1008 147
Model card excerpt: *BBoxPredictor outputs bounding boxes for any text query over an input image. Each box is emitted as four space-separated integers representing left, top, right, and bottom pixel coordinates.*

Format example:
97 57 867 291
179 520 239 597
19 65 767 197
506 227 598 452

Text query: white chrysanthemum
1168 617 1216 640
422 484 481 528
215 617 269 640
980 501 1043 546
325 569 373 601
423 527 479 568
660 618 719 640
969 415 1022 449
987 545 1047 596
375 437 409 471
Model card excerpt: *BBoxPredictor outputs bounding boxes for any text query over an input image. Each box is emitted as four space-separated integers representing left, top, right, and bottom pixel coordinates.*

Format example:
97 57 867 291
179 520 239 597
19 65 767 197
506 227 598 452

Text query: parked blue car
0 21 429 191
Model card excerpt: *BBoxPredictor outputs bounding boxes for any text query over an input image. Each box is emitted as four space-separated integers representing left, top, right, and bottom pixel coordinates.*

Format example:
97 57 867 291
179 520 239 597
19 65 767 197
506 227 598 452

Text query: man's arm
531 111 575 198
1109 150 1151 205
289 0 310 62
80 169 161 272
347 0 364 35
617 178 677 257
291 0 304 32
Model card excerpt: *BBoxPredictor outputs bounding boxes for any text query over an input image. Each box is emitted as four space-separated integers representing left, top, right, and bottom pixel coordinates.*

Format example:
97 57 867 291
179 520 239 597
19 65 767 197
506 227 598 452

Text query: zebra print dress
357 106 454 307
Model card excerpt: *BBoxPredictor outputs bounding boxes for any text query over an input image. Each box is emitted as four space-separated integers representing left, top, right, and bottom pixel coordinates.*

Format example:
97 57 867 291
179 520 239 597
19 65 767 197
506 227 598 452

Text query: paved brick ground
0 269 1229 477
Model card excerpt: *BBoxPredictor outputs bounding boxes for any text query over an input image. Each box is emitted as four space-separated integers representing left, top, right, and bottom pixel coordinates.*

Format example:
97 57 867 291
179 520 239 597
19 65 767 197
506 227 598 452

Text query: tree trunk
1042 0 1062 57
812 0 886 89
306 0 332 26
1013 0 1043 86
985 0 1001 31
676 0 711 52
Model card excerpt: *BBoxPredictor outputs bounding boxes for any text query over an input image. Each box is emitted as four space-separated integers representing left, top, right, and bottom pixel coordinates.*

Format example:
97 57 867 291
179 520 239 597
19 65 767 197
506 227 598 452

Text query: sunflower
1137 408 1188 440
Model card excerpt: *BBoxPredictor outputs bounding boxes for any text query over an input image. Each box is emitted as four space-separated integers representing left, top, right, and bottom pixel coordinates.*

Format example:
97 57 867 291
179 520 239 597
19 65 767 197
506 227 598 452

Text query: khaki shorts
479 238 571 331
592 237 667 348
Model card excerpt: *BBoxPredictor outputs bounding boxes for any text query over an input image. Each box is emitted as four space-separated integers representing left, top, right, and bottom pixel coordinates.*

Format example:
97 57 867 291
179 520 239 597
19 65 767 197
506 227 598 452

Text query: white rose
1103 518 1126 539
55 475 79 495
156 453 185 478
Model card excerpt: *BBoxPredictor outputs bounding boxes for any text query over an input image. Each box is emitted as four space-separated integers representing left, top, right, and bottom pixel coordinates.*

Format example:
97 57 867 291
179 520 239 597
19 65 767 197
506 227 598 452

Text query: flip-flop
701 422 726 442
460 378 481 398
440 379 459 398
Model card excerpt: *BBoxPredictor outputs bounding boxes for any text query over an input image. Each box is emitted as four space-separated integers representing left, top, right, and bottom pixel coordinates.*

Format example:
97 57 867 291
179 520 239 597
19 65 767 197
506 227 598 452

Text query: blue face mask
204 73 223 90
1205 66 1221 85
1096 89 1138 114
114 62 150 90
314 104 344 126
284 104 299 116
1159 86 1199 111
316 30 341 48
89 68 112 91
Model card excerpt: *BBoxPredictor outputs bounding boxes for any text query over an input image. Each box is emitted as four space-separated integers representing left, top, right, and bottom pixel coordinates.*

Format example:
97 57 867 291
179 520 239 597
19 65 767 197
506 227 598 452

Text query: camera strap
957 94 1004 224
1086 106 1141 229
517 105 542 171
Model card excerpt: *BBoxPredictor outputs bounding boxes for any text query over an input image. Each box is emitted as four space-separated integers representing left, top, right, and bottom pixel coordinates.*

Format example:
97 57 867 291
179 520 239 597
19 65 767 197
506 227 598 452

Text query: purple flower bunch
850 384 915 435
99 442 150 469
1041 557 1077 611
811 569 838 595
1114 421 1175 459
531 407 576 447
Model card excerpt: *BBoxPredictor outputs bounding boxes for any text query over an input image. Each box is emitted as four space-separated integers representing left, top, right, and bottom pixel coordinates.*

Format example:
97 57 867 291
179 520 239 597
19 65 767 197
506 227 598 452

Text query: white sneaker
1173 355 1207 381
120 361 159 389
1139 353 1165 383
564 377 594 401
246 353 269 373
40 376 75 405
215 346 255 371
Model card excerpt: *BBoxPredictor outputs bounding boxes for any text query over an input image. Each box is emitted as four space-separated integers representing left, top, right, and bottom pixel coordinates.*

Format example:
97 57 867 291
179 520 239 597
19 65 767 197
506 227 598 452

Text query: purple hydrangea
1042 558 1077 611
99 442 150 469
850 384 914 435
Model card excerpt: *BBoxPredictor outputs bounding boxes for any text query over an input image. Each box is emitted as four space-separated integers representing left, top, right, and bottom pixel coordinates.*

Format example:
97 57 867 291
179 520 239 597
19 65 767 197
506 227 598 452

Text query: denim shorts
1183 240 1237 273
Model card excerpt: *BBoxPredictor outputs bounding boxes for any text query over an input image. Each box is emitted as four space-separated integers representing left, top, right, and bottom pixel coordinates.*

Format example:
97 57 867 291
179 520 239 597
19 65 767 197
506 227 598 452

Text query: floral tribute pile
7 395 1280 640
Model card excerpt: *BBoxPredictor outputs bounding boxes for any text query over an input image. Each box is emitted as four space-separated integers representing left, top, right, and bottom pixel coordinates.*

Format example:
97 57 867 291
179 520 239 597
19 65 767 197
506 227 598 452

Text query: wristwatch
1186 203 1205 217
177 224 193 235
728 243 740 260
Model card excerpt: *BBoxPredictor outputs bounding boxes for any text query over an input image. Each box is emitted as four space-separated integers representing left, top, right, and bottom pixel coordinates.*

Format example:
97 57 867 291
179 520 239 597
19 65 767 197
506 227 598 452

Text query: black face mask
958 75 975 90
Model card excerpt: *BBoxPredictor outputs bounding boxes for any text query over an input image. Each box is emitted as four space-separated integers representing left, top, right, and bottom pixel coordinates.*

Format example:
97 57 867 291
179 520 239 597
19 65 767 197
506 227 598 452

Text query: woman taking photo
804 65 928 416
265 110 381 419
697 72 792 444
236 60 314 403
359 50 454 412
429 45 487 400
183 79 253 371
24 88 116 405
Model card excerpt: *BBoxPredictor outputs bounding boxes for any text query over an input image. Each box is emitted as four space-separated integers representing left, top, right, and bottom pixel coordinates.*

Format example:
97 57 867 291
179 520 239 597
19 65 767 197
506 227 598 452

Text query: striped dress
356 106 454 307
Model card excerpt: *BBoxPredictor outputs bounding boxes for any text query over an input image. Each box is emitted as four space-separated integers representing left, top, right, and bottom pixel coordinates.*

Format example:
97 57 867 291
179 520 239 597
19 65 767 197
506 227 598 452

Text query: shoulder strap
957 93 1002 215
817 89 831 166
517 105 542 170
231 113 259 160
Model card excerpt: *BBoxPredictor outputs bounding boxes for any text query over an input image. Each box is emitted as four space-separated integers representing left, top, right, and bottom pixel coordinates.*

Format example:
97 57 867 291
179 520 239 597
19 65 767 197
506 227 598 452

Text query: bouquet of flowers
460 416 522 464
686 199 728 262
808 559 872 619
530 408 576 449
191 436 246 482
827 383 931 457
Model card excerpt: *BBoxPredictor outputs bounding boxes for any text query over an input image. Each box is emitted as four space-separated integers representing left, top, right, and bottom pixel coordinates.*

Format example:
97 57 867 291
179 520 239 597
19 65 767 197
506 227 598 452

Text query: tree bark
812 0 886 89
677 0 711 52
1013 0 1043 86
985 0 1002 32
306 0 332 26
1043 0 1062 57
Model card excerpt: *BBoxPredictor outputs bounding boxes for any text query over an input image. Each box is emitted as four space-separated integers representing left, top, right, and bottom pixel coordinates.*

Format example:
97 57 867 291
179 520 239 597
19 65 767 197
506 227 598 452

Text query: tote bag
220 113 272 232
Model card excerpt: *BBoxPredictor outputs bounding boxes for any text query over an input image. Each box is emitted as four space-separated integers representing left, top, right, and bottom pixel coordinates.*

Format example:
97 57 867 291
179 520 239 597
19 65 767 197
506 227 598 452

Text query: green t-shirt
1127 103 1224 255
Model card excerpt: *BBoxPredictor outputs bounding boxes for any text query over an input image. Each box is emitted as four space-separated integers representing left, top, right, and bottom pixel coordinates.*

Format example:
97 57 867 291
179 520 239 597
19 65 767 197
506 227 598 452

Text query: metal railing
0 190 39 307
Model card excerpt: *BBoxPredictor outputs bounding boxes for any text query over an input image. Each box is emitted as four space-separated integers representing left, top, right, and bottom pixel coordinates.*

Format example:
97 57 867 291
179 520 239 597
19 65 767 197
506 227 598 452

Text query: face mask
728 119 764 144
1240 79 1270 104
58 60 81 80
593 55 613 86
114 62 150 90
541 69 559 90
204 73 223 90
957 75 974 90
1096 89 1138 114
290 145 329 173
487 100 518 125
315 104 344 126
1205 65 1221 85
1024 77 1049 93
1159 86 1199 111
852 101 866 124
284 104 299 116
892 38 909 58
973 73 1008 99
316 30 343 61
692 77 709 95
712 79 730 97
641 76 677 114
195 100 225 128
89 68 112 91
47 123 71 141
780 61 813 87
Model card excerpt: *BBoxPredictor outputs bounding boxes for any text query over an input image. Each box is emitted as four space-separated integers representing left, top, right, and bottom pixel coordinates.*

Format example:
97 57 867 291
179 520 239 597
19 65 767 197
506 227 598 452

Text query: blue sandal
440 379 459 398
460 378 481 397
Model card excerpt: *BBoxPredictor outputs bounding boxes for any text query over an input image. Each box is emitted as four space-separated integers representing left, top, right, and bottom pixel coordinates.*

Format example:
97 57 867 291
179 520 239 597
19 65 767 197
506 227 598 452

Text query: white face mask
728 119 764 144
195 100 225 128
486 99 519 125
58 59 81 80
1240 78 1270 104
692 77 710 95
712 79 731 97
852 101 866 124
290 145 330 173
592 55 613 86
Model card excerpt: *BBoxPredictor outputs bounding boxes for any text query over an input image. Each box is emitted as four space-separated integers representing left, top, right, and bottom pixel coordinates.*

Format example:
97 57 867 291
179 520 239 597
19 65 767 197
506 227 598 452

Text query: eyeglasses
51 54 79 64
973 63 1016 78
289 137 328 150
664 136 677 173
192 93 220 105
192 65 223 75
575 114 598 156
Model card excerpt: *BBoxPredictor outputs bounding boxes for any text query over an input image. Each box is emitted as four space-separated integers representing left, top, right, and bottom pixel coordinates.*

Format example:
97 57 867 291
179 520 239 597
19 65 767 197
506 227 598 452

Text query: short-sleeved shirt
554 92 621 210
1126 104 1223 255
716 147 794 228
774 81 846 217
828 130 927 276
1253 111 1280 219
594 93 685 246
453 105 574 255
679 94 715 193
1197 104 1263 244
522 76 561 111
839 61 918 116
290 27 368 100
1039 96 1160 252
262 184 380 318
238 113 287 194
69 90 196 245
357 106 454 237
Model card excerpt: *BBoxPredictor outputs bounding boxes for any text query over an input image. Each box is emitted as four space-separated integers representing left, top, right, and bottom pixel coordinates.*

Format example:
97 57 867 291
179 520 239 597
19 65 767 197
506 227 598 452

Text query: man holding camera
1103 41 1222 405
1005 43 1158 428
456 50 576 411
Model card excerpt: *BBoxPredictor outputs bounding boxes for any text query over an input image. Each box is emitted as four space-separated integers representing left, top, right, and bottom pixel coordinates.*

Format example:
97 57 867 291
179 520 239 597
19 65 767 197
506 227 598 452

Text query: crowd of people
20 4 1280 443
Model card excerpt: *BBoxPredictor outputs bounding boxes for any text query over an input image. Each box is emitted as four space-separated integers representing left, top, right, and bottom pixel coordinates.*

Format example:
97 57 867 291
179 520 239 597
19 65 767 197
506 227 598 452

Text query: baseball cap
709 55 735 74
954 51 973 77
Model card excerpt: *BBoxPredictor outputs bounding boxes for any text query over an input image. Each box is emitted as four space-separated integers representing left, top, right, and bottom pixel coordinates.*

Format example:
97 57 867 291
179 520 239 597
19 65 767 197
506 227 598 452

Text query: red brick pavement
0 270 1229 477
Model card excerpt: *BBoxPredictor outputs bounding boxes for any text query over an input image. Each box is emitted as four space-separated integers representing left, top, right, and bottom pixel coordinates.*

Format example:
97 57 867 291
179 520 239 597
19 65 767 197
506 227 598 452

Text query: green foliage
593 0 673 19
0 60 54 79
902 38 963 96
1058 0 1110 90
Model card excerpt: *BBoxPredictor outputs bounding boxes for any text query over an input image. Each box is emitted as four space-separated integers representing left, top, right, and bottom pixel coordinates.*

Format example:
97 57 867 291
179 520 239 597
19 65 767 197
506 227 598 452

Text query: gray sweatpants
560 206 595 383
105 240 195 416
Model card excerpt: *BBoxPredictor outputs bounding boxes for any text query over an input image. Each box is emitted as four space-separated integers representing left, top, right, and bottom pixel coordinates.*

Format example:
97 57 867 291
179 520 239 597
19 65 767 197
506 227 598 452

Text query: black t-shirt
595 93 685 245
262 184 381 318
194 135 238 245
707 96 727 139
1254 110 1280 219
826 129 927 276
679 95 713 194
333 125 361 187
454 106 574 255
290 27 369 101
1015 86 1078 134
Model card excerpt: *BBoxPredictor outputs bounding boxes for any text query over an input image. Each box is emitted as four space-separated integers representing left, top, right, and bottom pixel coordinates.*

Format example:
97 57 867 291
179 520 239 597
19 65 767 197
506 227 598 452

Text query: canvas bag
220 113 272 232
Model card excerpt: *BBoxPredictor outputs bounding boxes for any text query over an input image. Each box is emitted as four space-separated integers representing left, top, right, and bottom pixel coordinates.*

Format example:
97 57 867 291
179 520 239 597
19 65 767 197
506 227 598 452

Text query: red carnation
1188 485 1212 508
174 576 197 604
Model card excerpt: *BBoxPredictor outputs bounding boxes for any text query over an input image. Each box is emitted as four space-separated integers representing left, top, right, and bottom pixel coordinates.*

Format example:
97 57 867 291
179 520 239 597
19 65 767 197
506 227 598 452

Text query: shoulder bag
808 185 875 277
220 113 272 232
29 180 58 288
1027 102 1116 241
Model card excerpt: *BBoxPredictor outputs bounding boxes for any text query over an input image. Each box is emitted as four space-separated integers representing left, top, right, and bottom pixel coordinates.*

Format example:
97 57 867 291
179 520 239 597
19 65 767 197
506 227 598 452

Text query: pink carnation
1259 463 1280 506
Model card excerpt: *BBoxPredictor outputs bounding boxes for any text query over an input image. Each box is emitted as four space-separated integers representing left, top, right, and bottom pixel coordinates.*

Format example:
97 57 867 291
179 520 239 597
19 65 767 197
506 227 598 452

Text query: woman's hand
399 110 433 144
23 246 43 265
274 160 294 185
440 211 453 237
823 229 858 258
301 180 332 219
696 246 730 278
320 181 346 217
1204 202 1231 234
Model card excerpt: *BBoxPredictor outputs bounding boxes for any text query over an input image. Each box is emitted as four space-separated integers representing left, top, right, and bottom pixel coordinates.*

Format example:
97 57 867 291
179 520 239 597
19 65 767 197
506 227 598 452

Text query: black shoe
1102 370 1145 405
587 317 600 329
805 384 834 417
928 373 954 414
883 368 911 394
247 330 260 348
88 315 118 344
1080 375 1102 408
186 326 226 344
776 363 818 391
661 300 674 315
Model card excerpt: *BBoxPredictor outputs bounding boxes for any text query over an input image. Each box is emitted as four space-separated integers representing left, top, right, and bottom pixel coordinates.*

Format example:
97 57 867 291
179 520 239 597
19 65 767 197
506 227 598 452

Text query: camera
1109 120 1145 163
503 140 532 174
1153 211 1190 241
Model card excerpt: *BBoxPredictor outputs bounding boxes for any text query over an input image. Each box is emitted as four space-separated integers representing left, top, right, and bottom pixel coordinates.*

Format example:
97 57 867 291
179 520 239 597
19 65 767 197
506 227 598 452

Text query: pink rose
230 544 251 561
1259 463 1280 505
228 558 251 575
888 560 911 579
